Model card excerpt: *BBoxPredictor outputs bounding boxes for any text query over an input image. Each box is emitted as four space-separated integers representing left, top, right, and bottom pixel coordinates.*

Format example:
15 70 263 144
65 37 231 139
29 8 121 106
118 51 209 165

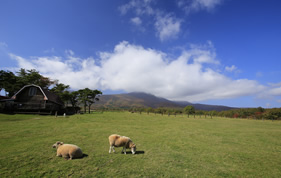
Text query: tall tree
87 89 102 114
78 88 91 113
0 70 17 96
50 83 70 106
78 88 102 113
184 105 195 117
16 69 55 89
69 91 79 113
1 69 57 97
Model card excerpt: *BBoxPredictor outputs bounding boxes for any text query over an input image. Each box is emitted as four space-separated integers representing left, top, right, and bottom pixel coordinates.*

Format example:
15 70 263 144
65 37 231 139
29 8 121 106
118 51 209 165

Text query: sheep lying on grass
52 141 83 160
109 134 136 154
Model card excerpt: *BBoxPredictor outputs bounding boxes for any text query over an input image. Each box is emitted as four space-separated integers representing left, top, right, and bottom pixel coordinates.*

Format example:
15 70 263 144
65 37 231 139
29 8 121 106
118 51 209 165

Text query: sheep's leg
63 154 71 160
123 146 126 154
109 146 113 153
109 146 116 153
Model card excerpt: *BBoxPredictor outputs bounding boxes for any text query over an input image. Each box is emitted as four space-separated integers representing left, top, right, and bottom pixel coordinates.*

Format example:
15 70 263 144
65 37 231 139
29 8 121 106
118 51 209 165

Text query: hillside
94 92 235 111
94 92 181 109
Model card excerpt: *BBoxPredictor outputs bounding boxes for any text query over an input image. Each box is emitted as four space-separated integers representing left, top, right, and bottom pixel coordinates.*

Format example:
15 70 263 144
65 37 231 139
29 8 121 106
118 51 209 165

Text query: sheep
52 141 83 160
109 134 136 154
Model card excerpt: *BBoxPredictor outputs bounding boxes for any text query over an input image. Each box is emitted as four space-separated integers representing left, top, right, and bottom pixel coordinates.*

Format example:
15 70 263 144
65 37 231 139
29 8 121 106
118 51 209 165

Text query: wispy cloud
155 14 182 41
0 42 9 55
119 0 182 41
65 49 75 56
225 65 237 72
9 53 35 69
0 42 8 48
177 0 223 13
268 87 281 96
8 41 274 103
118 0 155 16
119 0 223 41
256 71 263 77
131 17 142 26
43 48 56 54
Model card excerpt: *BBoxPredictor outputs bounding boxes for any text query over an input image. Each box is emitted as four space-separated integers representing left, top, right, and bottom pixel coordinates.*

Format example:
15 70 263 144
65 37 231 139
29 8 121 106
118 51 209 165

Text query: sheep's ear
61 142 64 145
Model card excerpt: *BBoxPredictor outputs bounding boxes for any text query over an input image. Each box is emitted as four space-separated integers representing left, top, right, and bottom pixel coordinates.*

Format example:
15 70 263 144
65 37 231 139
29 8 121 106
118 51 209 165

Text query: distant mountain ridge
173 101 235 111
94 92 236 111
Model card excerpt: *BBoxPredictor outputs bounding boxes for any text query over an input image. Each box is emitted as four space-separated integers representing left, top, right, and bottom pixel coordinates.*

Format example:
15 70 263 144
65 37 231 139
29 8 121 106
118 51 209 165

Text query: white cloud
118 0 155 16
0 42 9 56
256 82 281 105
268 82 281 88
178 0 223 13
65 49 74 56
268 87 281 96
131 17 142 26
155 14 182 41
43 48 55 54
119 0 183 41
9 53 102 90
9 53 35 69
9 41 270 102
225 65 237 72
33 57 71 74
119 0 223 42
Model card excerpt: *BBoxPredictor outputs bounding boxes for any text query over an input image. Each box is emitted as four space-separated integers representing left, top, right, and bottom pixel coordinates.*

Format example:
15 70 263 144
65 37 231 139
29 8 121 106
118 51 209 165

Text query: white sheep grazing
109 134 136 154
52 141 83 160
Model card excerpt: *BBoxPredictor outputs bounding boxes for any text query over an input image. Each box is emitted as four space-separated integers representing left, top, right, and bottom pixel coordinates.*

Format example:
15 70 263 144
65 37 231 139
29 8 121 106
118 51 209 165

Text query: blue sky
1 0 281 108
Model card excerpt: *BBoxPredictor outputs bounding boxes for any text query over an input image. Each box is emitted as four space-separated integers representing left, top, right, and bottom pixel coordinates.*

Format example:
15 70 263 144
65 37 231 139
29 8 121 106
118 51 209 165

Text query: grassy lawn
0 112 281 177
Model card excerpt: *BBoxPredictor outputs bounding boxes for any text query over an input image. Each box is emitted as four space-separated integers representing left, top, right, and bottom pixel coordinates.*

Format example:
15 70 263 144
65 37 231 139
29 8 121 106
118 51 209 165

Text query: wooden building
9 84 64 114
0 95 10 112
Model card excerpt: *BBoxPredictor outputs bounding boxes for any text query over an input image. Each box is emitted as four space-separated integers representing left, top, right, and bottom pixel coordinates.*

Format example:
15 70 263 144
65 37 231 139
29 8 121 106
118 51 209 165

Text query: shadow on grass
69 153 89 160
82 153 89 158
135 151 145 154
123 151 145 155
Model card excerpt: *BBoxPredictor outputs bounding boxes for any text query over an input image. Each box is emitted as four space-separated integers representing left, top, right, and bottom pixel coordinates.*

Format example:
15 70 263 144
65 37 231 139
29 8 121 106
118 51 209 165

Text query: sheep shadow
60 153 89 160
123 151 145 155
82 153 89 158
70 153 89 159
65 153 88 160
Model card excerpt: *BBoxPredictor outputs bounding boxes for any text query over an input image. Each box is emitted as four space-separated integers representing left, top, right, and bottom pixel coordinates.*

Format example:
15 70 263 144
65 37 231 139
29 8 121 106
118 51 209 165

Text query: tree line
123 105 281 120
0 69 102 113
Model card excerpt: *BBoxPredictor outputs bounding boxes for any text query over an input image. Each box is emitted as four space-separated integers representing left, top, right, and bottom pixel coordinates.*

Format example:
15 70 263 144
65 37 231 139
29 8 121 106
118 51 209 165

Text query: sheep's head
52 141 64 149
130 143 136 154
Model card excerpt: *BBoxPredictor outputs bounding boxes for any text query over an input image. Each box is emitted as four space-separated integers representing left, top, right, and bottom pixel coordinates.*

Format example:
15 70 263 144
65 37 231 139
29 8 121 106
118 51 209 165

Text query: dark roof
12 84 64 106
42 88 64 105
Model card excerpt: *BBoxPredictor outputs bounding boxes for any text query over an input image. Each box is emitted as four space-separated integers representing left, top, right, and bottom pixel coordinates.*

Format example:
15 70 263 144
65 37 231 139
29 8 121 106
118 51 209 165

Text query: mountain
173 101 235 111
94 92 236 111
94 92 181 109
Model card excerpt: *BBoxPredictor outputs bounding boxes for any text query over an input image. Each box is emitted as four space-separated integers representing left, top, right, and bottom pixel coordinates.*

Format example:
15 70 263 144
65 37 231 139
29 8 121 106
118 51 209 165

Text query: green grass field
0 112 281 177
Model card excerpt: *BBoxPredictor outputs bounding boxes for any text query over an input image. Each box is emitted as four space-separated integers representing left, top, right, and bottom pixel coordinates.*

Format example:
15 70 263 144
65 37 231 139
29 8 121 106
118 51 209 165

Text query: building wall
16 86 44 102
14 86 46 110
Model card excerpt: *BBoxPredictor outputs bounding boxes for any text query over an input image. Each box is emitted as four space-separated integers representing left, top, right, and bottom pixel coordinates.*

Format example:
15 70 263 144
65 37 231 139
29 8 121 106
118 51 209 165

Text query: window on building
29 87 37 96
